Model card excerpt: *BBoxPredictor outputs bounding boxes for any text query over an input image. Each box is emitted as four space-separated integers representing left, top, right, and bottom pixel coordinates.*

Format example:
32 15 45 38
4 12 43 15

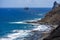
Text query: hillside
37 1 60 25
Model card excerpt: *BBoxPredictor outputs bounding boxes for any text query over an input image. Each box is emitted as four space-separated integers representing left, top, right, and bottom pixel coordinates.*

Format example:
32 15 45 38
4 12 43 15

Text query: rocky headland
25 1 60 40
41 1 60 40
43 1 60 40
38 1 60 25
26 1 60 25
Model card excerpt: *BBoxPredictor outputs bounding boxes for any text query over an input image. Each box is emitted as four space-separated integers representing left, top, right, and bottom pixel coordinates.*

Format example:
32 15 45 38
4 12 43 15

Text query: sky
0 0 60 8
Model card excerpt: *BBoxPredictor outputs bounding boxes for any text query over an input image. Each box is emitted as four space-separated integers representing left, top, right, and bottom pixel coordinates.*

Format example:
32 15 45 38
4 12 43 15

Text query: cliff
38 1 60 25
26 1 60 25
25 1 60 40
42 2 60 40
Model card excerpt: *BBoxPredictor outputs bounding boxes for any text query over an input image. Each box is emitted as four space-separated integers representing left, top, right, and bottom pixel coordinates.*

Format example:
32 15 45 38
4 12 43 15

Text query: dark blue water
0 8 51 37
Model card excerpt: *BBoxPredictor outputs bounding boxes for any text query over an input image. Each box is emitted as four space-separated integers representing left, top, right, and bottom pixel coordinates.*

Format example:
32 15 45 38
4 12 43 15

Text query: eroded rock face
52 1 60 9
43 25 60 40
42 2 60 40
23 1 60 40
38 1 60 25
26 1 60 25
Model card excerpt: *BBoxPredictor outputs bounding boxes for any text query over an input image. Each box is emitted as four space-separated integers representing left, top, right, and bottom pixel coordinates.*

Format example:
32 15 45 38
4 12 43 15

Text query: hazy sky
0 0 60 8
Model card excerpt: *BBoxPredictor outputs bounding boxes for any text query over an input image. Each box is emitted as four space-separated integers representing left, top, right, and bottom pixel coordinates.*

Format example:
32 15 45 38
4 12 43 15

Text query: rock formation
25 1 60 40
26 1 60 25
38 1 60 25
43 24 60 40
52 1 60 9
43 1 60 40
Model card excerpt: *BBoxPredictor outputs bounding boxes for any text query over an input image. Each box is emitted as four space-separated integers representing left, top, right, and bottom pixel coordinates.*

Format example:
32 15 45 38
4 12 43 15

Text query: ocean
0 8 51 40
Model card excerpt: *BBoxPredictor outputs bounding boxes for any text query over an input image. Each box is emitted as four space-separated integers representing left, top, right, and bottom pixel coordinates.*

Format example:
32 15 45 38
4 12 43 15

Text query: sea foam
1 18 52 40
0 30 32 40
0 25 52 40
9 18 41 24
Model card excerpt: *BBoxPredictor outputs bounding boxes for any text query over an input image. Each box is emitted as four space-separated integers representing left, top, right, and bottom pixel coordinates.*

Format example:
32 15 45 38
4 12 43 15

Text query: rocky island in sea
25 1 60 40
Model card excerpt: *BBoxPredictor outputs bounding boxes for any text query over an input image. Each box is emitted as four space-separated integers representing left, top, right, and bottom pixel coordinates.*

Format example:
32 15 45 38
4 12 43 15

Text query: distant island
24 7 29 10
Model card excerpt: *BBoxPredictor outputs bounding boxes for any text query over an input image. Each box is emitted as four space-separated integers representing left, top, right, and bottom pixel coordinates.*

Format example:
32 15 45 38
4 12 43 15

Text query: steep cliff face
24 1 60 40
38 2 60 25
26 1 60 25
43 25 60 40
41 2 60 40
52 1 60 9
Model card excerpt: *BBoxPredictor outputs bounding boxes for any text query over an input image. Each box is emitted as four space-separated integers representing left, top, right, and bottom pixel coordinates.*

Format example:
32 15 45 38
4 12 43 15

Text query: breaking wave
0 18 52 40
0 30 33 40
9 18 41 25
0 25 52 40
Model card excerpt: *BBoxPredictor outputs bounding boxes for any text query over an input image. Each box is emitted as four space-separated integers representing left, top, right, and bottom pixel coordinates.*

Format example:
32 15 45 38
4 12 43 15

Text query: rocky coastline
25 1 60 40
26 1 60 25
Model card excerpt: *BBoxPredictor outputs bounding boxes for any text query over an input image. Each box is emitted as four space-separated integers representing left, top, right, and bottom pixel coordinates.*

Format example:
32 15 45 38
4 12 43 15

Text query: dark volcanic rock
52 1 60 9
43 25 60 40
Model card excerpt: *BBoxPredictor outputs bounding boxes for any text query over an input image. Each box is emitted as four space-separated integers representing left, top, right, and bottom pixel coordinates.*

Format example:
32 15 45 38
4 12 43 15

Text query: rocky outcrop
42 1 60 40
52 1 60 9
43 25 60 40
38 1 60 25
26 1 60 25
24 1 60 40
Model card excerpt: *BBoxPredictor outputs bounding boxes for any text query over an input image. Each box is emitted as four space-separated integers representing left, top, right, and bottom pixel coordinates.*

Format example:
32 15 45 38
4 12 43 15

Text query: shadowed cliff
43 25 60 40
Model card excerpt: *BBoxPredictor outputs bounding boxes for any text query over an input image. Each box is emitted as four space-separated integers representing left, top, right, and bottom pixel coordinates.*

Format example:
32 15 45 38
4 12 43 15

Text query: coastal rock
38 1 60 25
25 1 60 25
52 1 60 9
22 31 43 40
42 2 60 40
43 25 60 40
23 1 60 40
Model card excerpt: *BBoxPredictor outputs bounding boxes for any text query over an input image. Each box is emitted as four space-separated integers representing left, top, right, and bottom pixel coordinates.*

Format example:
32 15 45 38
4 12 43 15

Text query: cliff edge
38 1 60 25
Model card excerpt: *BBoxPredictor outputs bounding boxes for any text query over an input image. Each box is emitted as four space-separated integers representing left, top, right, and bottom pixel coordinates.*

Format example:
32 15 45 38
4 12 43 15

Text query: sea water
0 8 51 40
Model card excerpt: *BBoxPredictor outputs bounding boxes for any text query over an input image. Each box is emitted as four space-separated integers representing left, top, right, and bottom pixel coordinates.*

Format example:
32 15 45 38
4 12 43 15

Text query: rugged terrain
26 1 60 40
26 1 60 25
38 2 60 25
42 1 60 40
